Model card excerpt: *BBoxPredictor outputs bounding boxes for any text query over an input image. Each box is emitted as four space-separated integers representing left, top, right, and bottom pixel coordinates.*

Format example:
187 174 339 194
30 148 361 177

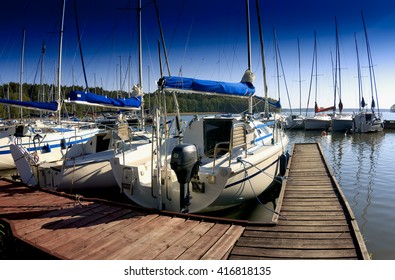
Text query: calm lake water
1 110 394 260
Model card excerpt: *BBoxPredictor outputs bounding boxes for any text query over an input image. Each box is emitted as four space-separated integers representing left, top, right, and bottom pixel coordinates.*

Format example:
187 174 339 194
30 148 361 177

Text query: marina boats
352 12 383 133
10 0 147 191
10 92 146 191
0 0 100 170
110 0 289 213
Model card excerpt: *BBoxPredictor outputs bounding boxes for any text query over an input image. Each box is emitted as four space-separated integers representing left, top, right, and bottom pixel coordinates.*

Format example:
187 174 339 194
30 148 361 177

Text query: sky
1 0 395 110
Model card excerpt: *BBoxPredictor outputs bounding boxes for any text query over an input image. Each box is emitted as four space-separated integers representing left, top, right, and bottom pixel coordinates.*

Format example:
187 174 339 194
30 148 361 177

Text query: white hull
11 126 151 191
352 112 384 133
111 116 288 213
283 115 305 130
2 123 100 170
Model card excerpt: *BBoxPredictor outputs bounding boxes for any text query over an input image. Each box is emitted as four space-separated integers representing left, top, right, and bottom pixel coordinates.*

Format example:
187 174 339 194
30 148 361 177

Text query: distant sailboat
304 30 333 131
352 12 384 133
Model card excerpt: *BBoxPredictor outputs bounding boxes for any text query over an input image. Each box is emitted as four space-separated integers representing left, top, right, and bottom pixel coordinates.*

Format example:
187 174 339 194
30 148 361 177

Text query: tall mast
361 11 379 114
19 28 26 119
245 0 252 114
297 37 302 115
354 33 364 111
57 0 66 123
138 0 145 129
255 0 269 116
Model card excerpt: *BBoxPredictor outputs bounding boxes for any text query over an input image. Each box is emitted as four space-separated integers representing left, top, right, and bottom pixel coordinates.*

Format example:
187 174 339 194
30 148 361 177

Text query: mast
154 0 171 76
138 0 145 129
255 0 269 116
361 11 379 114
306 30 316 116
297 37 302 115
19 28 26 119
354 33 364 111
73 0 89 91
57 0 66 123
335 16 342 114
245 0 253 114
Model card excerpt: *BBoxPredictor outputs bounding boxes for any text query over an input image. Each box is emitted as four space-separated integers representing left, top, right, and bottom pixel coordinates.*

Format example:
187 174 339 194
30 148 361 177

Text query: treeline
0 82 279 119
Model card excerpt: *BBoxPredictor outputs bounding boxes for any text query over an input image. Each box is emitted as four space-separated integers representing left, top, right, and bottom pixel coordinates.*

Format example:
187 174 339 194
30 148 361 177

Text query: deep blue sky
1 0 395 109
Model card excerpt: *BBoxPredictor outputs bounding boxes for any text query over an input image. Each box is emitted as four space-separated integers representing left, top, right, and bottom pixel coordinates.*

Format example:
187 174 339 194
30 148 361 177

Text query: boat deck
0 143 370 260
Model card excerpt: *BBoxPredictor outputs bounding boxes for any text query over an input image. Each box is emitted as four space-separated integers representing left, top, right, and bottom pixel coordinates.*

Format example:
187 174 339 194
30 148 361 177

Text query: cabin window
203 119 232 157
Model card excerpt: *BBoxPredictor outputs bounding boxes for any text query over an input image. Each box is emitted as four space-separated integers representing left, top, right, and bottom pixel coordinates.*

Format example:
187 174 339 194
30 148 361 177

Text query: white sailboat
110 0 289 213
352 12 383 133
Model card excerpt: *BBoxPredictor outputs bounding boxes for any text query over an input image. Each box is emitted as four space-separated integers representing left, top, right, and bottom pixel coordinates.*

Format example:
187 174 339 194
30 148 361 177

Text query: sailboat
331 17 353 133
352 12 384 133
109 0 289 213
10 0 147 191
2 0 100 171
304 30 333 131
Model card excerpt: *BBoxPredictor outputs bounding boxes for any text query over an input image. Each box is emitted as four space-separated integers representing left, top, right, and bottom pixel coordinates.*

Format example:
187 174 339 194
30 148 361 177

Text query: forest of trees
0 82 279 119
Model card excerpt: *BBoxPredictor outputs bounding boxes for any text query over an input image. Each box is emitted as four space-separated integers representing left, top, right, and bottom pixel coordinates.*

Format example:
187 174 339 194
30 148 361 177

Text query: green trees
0 83 278 119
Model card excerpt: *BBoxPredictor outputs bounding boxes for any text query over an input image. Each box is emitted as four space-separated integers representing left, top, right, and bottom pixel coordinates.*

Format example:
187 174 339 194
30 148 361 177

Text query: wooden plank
236 236 356 249
242 230 353 239
70 214 160 259
64 212 152 259
155 222 215 260
230 246 358 259
106 216 187 259
137 219 201 260
177 223 231 260
201 225 245 260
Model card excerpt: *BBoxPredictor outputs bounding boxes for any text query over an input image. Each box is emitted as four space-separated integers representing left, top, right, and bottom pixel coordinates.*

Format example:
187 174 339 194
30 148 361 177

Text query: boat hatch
203 119 232 157
96 134 111 153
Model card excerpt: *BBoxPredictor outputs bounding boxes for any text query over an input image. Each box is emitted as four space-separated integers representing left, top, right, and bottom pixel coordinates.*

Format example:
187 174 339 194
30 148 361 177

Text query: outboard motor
170 144 199 213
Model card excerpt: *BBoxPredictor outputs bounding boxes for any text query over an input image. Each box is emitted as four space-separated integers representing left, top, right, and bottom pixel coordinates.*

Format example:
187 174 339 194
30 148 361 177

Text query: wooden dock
0 143 370 260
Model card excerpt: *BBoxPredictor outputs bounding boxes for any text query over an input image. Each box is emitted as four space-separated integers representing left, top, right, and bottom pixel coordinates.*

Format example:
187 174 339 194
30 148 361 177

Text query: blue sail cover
0 99 59 111
67 91 141 110
160 76 255 97
254 96 281 108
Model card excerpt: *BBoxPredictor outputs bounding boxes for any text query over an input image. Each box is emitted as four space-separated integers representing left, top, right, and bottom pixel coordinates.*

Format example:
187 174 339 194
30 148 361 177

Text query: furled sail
66 90 142 110
314 102 335 113
254 96 281 108
0 99 59 111
158 75 255 97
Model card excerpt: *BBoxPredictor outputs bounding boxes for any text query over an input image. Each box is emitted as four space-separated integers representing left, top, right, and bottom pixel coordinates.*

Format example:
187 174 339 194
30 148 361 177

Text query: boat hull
304 116 331 130
352 112 384 133
332 115 353 132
